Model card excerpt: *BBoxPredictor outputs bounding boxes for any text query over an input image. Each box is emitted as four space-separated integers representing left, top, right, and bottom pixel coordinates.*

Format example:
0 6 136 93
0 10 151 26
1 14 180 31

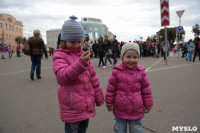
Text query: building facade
46 29 61 50
0 14 23 51
46 17 113 49
81 17 113 41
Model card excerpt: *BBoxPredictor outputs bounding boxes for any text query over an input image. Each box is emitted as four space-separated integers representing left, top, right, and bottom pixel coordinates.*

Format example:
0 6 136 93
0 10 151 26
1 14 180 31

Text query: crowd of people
181 38 200 62
0 44 21 59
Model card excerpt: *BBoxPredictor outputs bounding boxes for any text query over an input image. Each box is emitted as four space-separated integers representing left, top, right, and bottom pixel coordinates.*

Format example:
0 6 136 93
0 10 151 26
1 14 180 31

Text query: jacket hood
113 62 145 71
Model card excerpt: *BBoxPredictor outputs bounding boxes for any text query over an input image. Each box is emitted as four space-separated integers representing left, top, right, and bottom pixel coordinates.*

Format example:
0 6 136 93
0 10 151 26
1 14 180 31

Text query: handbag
108 49 112 55
22 38 30 55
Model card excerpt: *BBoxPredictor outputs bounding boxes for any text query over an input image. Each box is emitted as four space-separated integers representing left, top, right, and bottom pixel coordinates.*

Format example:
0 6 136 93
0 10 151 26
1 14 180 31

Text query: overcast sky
1 0 200 43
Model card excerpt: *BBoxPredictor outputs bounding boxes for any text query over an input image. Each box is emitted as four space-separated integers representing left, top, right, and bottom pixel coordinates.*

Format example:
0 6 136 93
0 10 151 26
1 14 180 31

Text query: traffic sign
160 0 170 26
156 32 160 35
176 10 185 18
176 26 183 33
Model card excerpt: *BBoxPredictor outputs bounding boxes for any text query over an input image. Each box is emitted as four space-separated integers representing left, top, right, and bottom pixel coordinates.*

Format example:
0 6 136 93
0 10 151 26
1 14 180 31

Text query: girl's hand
80 51 91 62
107 106 113 112
144 108 151 113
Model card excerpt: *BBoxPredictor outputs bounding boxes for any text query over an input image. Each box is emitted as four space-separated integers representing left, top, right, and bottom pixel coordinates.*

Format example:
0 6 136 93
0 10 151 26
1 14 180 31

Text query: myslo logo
172 126 197 132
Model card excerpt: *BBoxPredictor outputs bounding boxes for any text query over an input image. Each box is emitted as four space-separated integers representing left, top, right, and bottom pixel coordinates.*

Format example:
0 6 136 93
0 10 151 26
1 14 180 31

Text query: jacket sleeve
141 70 153 109
89 65 104 105
105 69 118 107
53 51 89 86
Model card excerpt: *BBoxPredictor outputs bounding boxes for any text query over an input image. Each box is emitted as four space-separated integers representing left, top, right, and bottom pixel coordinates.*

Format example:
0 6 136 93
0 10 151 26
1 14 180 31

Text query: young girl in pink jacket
105 42 153 133
53 15 104 133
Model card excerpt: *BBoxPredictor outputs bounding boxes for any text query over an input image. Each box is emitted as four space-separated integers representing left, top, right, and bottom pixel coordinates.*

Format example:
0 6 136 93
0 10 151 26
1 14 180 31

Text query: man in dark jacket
193 37 200 62
29 29 48 80
92 40 98 58
111 35 119 65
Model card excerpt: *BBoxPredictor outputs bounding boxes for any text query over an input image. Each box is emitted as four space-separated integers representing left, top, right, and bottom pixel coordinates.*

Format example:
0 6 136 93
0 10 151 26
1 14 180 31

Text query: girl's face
122 50 139 69
66 41 82 51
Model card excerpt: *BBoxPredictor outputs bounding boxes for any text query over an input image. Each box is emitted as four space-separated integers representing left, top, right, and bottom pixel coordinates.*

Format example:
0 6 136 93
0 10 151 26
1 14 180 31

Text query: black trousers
193 49 200 62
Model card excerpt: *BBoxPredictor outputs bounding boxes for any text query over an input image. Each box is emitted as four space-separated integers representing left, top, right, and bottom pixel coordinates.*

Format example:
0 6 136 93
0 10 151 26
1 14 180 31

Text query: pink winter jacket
105 63 153 120
53 48 104 123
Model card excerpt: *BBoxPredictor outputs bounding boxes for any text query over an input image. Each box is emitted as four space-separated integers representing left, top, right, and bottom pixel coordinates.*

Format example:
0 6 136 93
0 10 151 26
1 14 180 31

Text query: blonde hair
33 29 40 36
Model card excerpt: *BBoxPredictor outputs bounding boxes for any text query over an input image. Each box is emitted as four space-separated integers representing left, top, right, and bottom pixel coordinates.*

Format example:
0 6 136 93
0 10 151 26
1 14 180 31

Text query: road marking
0 67 52 76
147 63 200 73
146 58 163 71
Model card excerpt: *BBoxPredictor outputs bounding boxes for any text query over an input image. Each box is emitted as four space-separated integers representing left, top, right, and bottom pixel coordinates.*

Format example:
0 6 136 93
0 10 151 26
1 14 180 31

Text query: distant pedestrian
181 42 188 58
105 42 153 133
0 44 6 59
193 37 200 62
186 39 194 62
103 35 112 68
162 41 170 60
92 40 98 58
82 34 90 52
29 29 48 80
8 44 13 58
16 44 20 57
97 37 105 67
52 15 104 133
111 35 119 65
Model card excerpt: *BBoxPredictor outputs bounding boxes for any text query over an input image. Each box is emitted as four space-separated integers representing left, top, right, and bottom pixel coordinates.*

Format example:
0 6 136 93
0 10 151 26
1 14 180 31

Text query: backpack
22 38 30 55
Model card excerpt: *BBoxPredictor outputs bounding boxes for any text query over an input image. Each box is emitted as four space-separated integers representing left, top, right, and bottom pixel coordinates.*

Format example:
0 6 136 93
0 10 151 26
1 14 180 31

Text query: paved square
0 53 199 133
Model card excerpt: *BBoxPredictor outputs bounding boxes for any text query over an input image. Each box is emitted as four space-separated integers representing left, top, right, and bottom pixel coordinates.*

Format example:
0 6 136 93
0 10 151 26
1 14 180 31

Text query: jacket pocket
130 94 143 114
114 94 127 112
61 92 72 106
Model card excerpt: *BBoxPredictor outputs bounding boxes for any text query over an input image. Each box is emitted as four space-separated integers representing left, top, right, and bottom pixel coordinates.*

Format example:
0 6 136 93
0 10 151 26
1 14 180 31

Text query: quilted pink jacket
105 62 153 120
53 48 104 123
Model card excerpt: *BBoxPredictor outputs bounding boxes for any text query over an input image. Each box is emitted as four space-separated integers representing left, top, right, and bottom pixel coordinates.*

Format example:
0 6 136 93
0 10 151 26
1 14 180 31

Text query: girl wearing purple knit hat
52 15 104 133
105 42 153 133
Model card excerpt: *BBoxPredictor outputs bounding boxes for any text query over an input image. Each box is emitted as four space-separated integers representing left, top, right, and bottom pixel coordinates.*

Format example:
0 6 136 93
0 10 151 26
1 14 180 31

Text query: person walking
8 44 13 58
0 44 6 59
97 37 105 67
16 44 20 57
52 15 104 133
186 39 194 62
29 29 48 80
92 40 98 58
103 35 113 68
162 41 170 60
193 38 200 62
105 42 153 133
111 35 119 65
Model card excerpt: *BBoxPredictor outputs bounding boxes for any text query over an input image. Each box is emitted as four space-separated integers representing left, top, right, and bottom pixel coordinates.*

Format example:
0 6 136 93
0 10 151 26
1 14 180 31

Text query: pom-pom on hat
121 42 140 59
61 15 84 42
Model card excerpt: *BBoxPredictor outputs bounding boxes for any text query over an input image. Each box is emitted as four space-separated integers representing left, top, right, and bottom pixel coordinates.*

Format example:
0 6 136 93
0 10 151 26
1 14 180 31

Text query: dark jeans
65 119 89 133
112 51 118 65
98 51 104 66
17 51 20 57
30 55 42 78
104 52 112 66
193 49 200 62
9 52 12 58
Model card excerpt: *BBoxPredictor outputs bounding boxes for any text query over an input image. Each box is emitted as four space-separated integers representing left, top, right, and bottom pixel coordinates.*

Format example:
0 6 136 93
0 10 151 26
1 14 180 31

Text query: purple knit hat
61 15 84 42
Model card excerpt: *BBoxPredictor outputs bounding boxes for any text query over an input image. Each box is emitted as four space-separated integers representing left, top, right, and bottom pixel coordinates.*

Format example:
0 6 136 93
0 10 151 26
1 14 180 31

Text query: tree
158 27 185 44
192 24 200 38
15 36 23 47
